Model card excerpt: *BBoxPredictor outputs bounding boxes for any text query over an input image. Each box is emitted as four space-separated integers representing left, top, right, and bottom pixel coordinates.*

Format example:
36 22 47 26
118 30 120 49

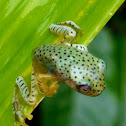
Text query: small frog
13 21 106 126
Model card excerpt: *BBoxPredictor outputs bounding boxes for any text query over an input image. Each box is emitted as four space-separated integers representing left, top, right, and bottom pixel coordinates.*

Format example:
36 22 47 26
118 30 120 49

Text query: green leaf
0 0 124 125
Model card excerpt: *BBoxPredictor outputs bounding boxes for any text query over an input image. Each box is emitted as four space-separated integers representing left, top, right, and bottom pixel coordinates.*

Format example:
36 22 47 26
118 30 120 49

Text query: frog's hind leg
13 67 37 125
49 21 83 44
13 81 32 126
49 23 76 44
16 67 37 105
57 21 83 35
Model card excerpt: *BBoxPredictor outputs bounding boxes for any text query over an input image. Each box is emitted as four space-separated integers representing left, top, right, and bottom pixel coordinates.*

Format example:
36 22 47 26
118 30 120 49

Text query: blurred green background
0 0 125 126
28 2 126 126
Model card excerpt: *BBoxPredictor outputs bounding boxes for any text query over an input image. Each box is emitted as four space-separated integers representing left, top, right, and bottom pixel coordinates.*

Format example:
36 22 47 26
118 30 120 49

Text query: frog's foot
13 73 37 126
49 21 83 44
37 73 60 97
12 85 33 126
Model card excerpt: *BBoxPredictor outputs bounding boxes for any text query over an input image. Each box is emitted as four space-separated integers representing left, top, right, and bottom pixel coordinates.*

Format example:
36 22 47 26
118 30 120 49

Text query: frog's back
33 43 79 73
33 43 105 81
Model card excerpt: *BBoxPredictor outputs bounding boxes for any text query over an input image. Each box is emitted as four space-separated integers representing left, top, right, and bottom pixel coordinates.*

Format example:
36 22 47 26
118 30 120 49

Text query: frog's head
65 59 106 97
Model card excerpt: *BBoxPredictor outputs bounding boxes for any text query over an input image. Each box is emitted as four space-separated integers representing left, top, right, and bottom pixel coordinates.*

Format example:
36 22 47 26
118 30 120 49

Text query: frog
12 21 106 126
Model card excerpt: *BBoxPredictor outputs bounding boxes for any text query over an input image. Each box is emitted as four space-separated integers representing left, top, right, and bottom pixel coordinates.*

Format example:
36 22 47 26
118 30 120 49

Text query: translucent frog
13 21 106 126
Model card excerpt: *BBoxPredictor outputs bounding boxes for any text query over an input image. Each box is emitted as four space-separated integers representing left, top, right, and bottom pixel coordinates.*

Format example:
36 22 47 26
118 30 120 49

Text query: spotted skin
13 21 106 126
33 43 106 96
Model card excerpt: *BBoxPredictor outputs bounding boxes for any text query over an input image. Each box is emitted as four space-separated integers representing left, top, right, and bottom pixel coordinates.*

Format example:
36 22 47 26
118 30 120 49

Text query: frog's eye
77 84 91 93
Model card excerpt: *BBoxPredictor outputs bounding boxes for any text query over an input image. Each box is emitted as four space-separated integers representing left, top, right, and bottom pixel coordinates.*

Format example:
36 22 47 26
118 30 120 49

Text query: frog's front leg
37 73 60 97
13 64 60 125
49 21 83 44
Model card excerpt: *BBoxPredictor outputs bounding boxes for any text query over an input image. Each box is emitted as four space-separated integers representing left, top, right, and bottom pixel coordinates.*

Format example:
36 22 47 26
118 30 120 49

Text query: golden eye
77 84 91 93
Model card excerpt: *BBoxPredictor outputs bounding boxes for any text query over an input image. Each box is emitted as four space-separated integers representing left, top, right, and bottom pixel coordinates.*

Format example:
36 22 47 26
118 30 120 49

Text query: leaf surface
0 0 124 125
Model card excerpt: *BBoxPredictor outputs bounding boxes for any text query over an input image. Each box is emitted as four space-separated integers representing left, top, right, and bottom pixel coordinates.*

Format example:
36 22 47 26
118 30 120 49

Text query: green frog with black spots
13 21 106 126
